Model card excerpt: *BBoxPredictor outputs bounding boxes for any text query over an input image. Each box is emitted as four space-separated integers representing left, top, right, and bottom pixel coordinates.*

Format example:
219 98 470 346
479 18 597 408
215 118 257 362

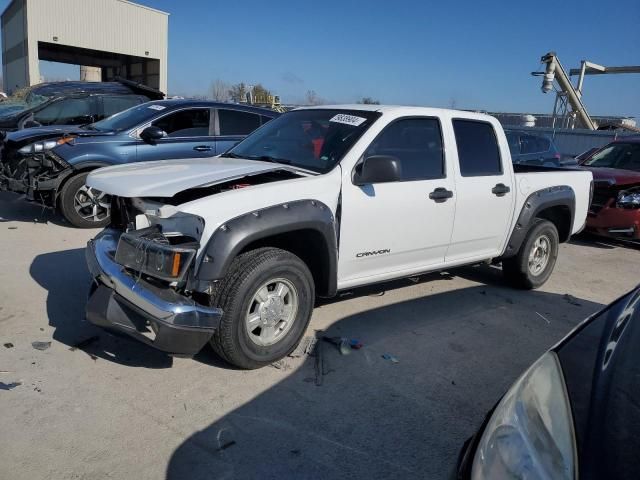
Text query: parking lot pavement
1 191 639 479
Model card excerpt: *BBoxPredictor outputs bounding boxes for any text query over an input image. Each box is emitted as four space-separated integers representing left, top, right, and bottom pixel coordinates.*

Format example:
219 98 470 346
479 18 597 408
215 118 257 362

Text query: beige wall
1 0 168 93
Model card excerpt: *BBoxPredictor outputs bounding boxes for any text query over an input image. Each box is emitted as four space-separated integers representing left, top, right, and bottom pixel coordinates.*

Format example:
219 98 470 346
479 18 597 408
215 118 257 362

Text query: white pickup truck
84 105 593 368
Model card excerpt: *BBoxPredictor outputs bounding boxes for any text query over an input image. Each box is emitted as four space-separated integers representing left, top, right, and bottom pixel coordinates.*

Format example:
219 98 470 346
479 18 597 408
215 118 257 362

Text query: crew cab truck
84 106 593 369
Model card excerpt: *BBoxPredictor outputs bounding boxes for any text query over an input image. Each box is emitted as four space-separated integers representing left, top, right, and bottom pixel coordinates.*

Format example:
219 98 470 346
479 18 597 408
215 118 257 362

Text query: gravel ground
1 191 639 479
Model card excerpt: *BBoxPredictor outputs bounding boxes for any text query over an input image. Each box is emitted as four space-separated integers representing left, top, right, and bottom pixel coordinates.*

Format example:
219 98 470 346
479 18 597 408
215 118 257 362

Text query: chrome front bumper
85 229 222 356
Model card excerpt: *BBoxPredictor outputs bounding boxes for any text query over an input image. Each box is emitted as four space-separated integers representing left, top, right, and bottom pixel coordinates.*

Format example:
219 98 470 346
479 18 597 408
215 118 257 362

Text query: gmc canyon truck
84 106 593 369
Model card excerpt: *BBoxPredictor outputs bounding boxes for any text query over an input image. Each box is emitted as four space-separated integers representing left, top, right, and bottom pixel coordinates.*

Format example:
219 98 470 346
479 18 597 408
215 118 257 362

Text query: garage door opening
38 42 160 90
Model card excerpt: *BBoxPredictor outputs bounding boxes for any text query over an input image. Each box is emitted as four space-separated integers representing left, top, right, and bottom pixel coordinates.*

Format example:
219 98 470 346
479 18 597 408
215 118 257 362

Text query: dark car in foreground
0 100 278 227
0 79 163 133
580 137 640 240
455 285 640 479
505 129 562 166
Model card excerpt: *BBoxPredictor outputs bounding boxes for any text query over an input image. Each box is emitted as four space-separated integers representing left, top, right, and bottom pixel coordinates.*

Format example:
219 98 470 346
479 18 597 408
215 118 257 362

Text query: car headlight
472 352 577 480
617 188 640 209
18 136 76 155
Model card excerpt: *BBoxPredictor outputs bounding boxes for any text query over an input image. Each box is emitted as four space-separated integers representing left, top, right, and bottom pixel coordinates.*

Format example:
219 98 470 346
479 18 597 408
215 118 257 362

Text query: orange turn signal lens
171 252 181 277
56 136 76 146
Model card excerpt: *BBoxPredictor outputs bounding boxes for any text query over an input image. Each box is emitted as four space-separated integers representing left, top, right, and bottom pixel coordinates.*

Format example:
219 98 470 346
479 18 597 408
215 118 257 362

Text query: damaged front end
86 197 222 356
587 181 640 240
0 148 73 207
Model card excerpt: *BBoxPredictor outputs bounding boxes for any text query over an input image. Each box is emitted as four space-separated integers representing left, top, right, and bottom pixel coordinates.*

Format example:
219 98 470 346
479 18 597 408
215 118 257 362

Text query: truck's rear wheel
59 172 111 228
209 247 315 369
502 219 559 289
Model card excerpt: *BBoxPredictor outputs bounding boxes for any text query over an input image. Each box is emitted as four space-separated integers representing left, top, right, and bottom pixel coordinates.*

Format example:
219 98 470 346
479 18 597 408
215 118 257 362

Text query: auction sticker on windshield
148 105 166 111
330 114 367 126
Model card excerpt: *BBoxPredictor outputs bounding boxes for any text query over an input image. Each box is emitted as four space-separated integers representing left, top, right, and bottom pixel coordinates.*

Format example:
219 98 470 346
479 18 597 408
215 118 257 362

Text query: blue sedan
0 100 279 227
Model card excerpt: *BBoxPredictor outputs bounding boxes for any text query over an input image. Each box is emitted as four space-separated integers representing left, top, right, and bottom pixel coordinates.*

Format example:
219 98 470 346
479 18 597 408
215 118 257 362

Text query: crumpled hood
4 125 84 145
581 166 640 186
87 156 291 198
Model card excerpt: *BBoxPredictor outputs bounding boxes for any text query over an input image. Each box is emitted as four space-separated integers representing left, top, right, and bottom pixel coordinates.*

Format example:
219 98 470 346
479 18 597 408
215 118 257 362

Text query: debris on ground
0 381 22 391
382 353 400 363
536 312 551 324
7 226 17 230
31 341 51 351
563 294 582 306
288 336 317 358
322 336 351 355
3 342 13 348
69 335 100 351
217 440 236 451
314 341 324 386
270 359 291 370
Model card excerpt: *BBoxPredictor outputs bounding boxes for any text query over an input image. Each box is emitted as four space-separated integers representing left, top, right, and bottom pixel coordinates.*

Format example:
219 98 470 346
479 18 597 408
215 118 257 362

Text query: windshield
227 109 382 173
583 143 640 172
89 103 166 132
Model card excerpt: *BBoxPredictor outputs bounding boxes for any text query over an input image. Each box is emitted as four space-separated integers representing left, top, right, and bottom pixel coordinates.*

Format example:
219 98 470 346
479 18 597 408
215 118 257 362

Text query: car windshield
583 143 640 172
227 109 382 173
88 103 165 132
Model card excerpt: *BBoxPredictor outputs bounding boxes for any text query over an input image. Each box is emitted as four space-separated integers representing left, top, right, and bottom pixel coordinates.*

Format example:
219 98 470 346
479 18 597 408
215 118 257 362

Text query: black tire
502 219 559 290
210 247 315 369
59 172 111 228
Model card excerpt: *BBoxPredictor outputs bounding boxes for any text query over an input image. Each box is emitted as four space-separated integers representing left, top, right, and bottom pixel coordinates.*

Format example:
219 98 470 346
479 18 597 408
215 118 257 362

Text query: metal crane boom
540 52 596 130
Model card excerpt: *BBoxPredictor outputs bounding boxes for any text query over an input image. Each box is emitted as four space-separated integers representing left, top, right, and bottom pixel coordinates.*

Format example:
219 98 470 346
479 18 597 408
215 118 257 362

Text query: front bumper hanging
85 229 222 356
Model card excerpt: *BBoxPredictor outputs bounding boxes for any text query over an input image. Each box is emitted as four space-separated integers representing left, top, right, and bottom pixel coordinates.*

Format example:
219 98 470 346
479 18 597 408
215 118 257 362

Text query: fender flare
195 200 338 296
502 185 575 258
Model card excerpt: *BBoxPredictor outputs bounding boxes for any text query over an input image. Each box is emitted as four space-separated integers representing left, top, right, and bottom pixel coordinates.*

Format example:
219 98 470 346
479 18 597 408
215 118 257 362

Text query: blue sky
2 0 639 117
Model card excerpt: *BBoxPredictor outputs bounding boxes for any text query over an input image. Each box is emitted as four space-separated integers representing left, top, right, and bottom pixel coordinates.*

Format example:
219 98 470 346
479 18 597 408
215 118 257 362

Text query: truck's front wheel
502 219 559 289
210 247 315 369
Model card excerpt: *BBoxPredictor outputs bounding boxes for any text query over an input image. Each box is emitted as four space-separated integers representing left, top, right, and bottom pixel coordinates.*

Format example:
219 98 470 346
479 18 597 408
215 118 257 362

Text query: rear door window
364 117 445 181
452 119 502 176
33 97 94 125
152 108 211 138
218 109 261 135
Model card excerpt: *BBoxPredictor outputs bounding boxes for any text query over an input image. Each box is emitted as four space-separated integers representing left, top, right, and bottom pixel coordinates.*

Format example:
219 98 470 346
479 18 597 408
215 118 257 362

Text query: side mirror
140 126 166 143
353 155 402 185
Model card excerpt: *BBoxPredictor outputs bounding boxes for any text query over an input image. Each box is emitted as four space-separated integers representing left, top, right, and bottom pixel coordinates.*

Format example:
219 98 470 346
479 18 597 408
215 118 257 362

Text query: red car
580 136 640 239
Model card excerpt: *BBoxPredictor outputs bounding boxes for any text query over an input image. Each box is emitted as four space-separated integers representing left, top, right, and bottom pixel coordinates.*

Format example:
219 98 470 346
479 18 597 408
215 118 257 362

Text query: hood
581 166 640 186
87 156 296 198
4 125 84 146
555 286 640 478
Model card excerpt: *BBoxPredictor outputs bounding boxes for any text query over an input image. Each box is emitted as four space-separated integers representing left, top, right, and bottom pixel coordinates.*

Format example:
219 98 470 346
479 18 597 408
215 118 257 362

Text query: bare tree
305 90 323 105
357 96 380 105
210 79 231 102
228 82 247 103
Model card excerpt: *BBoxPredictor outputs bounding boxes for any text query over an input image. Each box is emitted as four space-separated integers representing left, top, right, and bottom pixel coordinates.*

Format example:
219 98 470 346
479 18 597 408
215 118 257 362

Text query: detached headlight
472 352 577 480
115 228 198 282
617 189 640 209
18 136 76 155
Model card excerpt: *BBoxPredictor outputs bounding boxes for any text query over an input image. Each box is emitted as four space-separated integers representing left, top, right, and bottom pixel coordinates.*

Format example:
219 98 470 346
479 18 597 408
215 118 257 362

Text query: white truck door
445 118 515 263
338 117 456 287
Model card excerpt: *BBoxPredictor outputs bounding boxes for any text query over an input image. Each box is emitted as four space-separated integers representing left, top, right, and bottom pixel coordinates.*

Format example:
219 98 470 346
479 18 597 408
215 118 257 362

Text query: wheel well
55 165 106 206
535 205 572 242
239 229 333 296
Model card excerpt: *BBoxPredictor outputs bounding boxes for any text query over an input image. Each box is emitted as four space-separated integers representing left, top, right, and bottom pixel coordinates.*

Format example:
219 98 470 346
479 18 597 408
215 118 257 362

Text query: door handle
429 187 454 202
193 145 212 152
492 183 511 197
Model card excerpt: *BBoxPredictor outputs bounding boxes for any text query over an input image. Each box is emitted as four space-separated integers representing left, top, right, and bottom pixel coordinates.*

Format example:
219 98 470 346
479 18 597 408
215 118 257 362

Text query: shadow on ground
0 191 67 226
30 247 174 368
165 279 602 480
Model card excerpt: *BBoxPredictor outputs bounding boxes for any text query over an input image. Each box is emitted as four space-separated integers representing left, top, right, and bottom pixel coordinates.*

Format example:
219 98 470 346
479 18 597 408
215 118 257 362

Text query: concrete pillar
80 65 101 82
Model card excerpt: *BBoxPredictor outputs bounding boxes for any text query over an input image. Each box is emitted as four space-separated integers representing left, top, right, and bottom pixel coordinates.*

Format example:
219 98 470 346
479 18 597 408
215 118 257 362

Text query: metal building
1 0 168 94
